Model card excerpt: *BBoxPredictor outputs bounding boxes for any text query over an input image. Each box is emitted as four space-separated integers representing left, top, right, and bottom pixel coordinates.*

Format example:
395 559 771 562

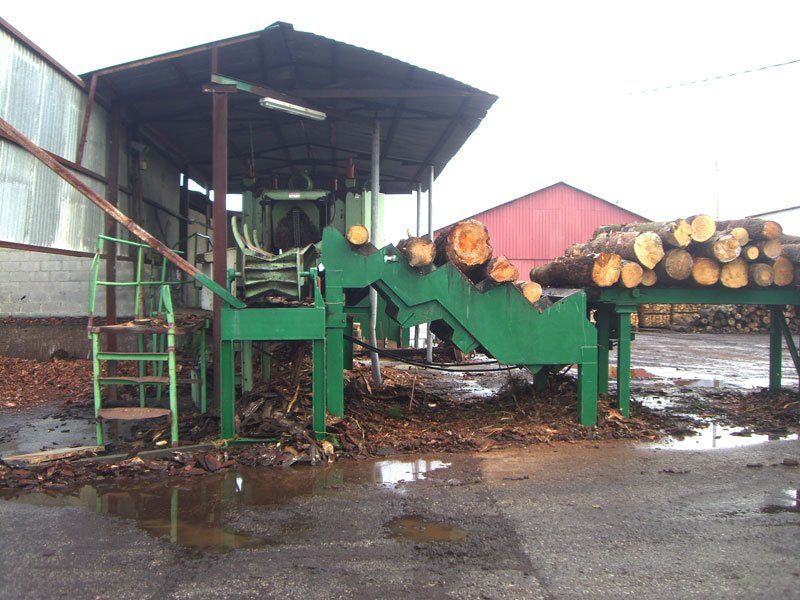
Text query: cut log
742 244 760 261
719 258 748 288
748 263 774 288
729 227 750 246
477 256 519 284
618 260 644 288
716 218 782 241
655 248 693 283
772 256 794 286
515 281 543 304
640 268 658 287
687 215 716 242
755 239 781 260
396 235 436 268
691 257 720 286
346 224 370 246
434 219 493 271
780 243 800 264
577 231 664 269
692 232 741 263
594 220 692 248
529 253 622 288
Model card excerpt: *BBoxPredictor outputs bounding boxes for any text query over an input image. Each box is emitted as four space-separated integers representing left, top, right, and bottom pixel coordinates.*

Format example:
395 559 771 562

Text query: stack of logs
530 215 800 289
639 303 799 334
346 221 544 305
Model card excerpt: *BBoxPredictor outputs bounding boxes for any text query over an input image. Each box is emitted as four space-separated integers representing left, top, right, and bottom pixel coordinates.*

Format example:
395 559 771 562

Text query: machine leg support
769 306 783 391
615 309 633 418
596 305 611 395
220 341 236 439
312 339 327 440
578 347 598 426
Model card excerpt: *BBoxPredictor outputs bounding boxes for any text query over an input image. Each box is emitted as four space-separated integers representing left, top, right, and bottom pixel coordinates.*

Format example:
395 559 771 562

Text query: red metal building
436 182 647 277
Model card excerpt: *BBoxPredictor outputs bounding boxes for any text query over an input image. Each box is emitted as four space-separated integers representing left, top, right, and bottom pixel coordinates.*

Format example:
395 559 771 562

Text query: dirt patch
0 357 94 410
688 388 800 435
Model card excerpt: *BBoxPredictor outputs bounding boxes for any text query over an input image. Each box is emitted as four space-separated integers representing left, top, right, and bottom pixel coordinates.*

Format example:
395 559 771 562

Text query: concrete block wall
0 248 134 317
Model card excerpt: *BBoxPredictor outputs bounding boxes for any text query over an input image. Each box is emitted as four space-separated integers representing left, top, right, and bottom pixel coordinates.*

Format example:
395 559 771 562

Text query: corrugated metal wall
437 183 645 278
0 25 180 255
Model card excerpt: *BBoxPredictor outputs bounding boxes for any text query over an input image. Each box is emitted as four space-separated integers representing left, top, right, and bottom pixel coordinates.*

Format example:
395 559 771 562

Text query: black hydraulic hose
345 334 523 373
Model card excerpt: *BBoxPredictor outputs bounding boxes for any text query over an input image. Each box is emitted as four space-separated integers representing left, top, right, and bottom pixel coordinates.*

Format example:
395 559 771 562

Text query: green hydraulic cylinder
769 305 783 391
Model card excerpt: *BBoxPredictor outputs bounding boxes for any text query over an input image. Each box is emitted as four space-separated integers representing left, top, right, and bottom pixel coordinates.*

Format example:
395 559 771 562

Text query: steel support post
426 166 434 363
344 317 354 370
212 89 231 410
312 339 326 439
769 305 783 391
105 107 121 398
325 271 346 417
219 339 236 439
167 328 178 445
260 343 270 383
240 341 253 392
199 324 207 413
414 183 422 348
578 346 598 426
369 120 383 384
91 333 103 445
596 305 611 395
615 306 635 417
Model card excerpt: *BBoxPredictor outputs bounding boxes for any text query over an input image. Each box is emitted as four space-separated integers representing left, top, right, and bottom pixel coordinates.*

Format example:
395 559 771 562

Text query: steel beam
75 74 97 165
770 305 783 391
104 107 121 397
369 120 382 385
426 166 434 363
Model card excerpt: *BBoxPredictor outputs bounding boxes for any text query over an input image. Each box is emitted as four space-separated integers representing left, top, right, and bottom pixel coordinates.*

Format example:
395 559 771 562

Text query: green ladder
88 235 206 447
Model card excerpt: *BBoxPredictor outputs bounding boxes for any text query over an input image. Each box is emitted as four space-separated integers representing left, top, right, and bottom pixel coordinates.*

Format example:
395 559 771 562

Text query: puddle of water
761 489 800 514
651 423 799 451
0 457 450 553
385 515 469 543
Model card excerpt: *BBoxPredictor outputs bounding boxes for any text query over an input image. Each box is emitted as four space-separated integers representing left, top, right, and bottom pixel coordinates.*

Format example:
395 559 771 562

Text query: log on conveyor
574 231 664 269
772 256 794 286
474 256 519 285
754 239 782 260
396 234 436 268
728 227 750 246
655 248 693 284
640 268 657 287
530 253 622 288
748 263 774 288
716 218 782 241
691 257 721 286
719 258 748 289
434 219 493 273
515 281 543 304
686 215 717 242
593 219 692 248
780 243 800 264
618 260 644 288
741 244 761 261
346 224 370 246
690 232 741 263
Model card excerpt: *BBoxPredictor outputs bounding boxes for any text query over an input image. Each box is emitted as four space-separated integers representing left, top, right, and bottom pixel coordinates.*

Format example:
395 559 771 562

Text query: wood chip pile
530 215 800 290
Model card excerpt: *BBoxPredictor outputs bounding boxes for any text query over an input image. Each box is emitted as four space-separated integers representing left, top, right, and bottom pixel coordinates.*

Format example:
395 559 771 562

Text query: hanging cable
345 335 523 373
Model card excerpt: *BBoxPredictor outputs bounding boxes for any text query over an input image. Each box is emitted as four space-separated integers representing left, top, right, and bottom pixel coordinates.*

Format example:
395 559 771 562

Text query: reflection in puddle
651 423 799 450
385 515 469 543
762 489 800 514
0 458 450 553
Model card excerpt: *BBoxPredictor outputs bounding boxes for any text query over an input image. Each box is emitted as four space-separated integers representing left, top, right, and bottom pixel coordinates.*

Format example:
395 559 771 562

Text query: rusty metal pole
426 165 434 363
76 74 97 165
179 165 190 304
369 119 383 385
105 107 121 397
212 90 229 409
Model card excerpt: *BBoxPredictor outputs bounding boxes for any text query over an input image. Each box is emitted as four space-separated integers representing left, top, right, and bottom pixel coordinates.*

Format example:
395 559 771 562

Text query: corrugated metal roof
81 22 497 194
436 182 648 274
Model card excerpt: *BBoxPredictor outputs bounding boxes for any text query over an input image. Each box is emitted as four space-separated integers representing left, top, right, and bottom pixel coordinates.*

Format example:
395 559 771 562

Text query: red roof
436 182 647 277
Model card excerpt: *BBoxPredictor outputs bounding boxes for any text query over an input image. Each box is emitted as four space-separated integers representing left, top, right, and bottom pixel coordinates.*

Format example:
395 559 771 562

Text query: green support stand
220 340 236 439
325 271 346 418
241 341 254 393
312 339 326 439
260 343 271 383
769 305 783 391
615 305 635 417
578 346 598 425
596 305 612 395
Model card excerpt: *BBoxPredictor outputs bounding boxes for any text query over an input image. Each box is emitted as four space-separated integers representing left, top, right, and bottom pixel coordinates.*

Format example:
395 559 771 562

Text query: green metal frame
218 228 600 442
590 287 800 416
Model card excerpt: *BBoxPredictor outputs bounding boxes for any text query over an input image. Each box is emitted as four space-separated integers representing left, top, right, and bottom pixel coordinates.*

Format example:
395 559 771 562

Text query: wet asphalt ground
0 332 799 599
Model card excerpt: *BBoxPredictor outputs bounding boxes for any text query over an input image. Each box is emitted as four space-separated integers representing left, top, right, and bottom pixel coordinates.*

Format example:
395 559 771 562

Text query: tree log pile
396 219 540 307
637 303 800 333
531 215 793 290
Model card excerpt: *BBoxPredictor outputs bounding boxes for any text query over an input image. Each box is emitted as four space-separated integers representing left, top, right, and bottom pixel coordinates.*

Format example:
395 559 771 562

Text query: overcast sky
6 1 800 242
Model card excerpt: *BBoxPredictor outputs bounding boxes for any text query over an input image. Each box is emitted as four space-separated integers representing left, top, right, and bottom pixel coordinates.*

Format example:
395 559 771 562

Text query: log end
640 269 658 287
487 256 519 283
720 258 748 288
691 257 721 286
773 256 794 286
671 219 693 247
730 226 750 246
748 263 774 288
593 253 623 287
633 231 664 269
346 224 370 246
711 234 741 263
516 281 543 304
763 220 783 240
689 214 716 242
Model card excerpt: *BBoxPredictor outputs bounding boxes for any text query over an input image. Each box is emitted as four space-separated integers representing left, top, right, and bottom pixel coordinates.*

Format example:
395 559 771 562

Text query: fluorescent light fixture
258 97 326 121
